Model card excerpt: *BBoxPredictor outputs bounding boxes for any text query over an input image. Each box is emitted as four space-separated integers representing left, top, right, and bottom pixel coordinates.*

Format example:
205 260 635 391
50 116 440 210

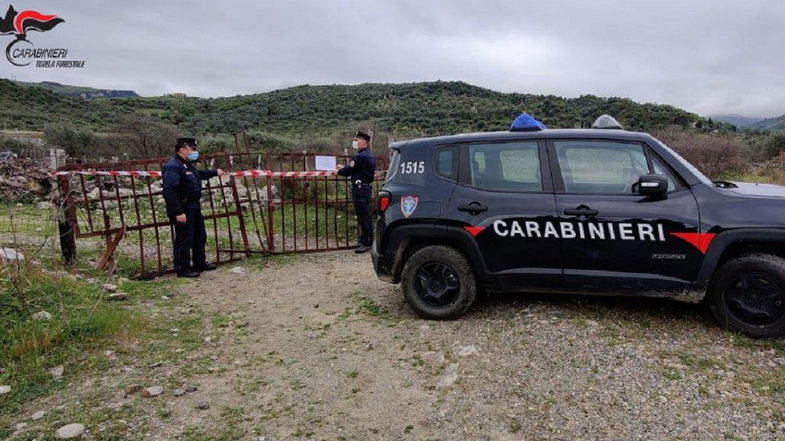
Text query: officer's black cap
175 137 197 151
354 131 371 142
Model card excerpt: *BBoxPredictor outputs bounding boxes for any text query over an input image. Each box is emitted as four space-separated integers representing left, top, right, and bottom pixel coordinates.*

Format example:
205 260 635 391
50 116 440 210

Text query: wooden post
56 176 77 265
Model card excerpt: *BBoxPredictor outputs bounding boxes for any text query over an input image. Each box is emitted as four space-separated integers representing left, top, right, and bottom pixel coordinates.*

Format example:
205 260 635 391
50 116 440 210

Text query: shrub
652 126 749 177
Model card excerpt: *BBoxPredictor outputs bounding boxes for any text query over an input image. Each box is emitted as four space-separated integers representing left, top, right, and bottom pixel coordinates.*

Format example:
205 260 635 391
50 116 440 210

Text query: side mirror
636 174 668 197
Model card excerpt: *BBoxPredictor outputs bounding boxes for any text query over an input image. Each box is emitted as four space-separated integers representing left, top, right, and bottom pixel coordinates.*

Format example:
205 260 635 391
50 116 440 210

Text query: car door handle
458 203 488 214
564 206 598 217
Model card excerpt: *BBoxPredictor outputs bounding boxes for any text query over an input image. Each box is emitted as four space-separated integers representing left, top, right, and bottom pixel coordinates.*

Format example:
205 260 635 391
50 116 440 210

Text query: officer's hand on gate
176 214 187 224
217 168 225 176
336 164 344 170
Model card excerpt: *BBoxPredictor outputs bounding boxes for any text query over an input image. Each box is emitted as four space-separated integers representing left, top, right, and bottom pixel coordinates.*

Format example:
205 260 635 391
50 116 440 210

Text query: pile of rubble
0 158 52 200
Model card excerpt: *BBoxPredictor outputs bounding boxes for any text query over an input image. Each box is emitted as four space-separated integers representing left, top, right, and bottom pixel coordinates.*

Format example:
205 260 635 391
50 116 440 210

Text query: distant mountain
751 114 785 131
710 114 764 129
13 80 139 99
0 79 726 136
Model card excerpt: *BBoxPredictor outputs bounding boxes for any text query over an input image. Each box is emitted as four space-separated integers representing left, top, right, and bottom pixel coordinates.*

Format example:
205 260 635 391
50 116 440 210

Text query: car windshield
652 139 714 187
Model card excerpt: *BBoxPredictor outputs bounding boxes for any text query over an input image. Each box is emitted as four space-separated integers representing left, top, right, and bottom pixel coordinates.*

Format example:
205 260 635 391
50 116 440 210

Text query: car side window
555 141 650 194
650 154 680 192
468 141 542 192
435 146 458 181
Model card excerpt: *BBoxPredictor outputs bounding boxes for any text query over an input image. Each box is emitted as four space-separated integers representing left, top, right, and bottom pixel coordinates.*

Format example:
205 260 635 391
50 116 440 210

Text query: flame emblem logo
0 5 65 66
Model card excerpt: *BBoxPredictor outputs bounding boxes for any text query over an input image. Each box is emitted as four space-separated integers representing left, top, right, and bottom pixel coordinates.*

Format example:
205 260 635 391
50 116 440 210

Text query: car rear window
468 141 542 192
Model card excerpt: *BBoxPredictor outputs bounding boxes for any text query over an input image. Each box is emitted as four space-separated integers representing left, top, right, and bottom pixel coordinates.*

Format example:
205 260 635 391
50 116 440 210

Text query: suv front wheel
401 245 477 319
707 253 785 338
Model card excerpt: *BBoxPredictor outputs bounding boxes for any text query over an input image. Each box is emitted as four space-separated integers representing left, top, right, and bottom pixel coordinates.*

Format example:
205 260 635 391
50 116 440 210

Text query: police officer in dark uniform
337 131 377 253
162 137 225 277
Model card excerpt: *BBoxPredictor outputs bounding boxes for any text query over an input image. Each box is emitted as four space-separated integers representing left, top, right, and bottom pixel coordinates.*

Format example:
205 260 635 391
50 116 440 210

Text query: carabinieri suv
372 115 785 338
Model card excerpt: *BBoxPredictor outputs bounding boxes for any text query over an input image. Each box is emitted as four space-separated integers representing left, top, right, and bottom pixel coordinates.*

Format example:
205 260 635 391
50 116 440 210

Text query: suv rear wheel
401 245 477 319
707 253 785 338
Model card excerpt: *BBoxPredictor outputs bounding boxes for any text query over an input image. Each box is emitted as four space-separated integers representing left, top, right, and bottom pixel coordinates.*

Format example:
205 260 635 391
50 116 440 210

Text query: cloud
3 0 784 117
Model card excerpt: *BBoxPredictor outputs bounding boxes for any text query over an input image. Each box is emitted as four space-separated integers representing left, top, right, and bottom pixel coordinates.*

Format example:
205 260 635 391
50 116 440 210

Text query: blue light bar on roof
510 113 546 132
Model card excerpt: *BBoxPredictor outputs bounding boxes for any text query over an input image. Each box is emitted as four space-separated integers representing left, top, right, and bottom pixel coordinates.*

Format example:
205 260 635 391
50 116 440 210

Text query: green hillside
14 81 139 99
0 79 723 137
751 114 785 131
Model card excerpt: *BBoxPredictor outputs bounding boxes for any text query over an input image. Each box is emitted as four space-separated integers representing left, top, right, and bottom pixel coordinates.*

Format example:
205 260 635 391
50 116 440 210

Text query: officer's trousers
352 184 373 246
171 206 207 273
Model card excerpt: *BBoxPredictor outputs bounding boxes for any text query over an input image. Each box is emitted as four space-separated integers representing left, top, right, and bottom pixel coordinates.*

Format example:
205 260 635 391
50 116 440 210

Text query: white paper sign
315 155 337 171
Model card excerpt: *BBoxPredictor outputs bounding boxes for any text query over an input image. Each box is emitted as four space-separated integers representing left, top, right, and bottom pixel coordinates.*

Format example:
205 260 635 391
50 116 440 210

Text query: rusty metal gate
52 144 387 279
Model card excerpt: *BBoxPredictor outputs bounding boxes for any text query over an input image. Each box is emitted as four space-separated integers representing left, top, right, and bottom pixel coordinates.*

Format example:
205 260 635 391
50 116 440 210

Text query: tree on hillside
43 125 99 158
113 116 180 158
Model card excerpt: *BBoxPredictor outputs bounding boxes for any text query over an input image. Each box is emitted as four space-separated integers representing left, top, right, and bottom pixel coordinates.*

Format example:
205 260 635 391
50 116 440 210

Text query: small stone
185 385 198 393
586 320 599 327
37 201 51 209
15 422 27 430
173 389 185 397
658 395 668 404
229 266 247 274
102 283 118 292
457 345 479 357
422 351 446 364
365 343 374 351
161 296 170 301
0 385 10 394
56 423 86 439
141 386 163 397
123 384 143 397
50 365 64 378
437 364 459 389
107 292 128 301
31 411 45 421
0 248 24 263
32 311 52 321
195 401 210 410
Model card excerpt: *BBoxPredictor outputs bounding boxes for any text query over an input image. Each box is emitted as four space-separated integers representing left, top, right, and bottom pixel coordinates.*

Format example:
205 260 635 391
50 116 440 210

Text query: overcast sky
2 0 784 117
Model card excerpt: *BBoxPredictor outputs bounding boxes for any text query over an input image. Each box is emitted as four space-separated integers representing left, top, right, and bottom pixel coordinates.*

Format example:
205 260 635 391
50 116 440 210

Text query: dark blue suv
372 116 785 338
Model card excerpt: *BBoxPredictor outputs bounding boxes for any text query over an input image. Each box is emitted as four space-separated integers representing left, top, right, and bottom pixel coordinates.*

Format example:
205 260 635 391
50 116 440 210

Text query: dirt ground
140 251 783 441
8 251 785 441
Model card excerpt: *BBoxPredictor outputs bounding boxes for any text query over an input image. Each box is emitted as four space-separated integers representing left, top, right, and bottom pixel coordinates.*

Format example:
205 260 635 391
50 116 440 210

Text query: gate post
55 175 77 265
265 152 275 252
229 173 251 257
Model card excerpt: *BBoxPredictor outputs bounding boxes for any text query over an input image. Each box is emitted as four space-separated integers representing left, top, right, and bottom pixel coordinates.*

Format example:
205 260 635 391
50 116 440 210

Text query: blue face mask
186 151 199 162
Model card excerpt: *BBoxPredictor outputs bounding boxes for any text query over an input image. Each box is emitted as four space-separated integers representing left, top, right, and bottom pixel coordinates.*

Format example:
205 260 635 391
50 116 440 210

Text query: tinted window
468 141 541 192
385 149 401 182
435 146 457 180
555 141 649 194
650 154 680 192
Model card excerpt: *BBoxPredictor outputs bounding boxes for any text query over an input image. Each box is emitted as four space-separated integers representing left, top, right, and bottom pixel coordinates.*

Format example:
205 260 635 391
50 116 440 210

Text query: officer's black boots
354 244 371 254
194 262 218 271
177 270 200 278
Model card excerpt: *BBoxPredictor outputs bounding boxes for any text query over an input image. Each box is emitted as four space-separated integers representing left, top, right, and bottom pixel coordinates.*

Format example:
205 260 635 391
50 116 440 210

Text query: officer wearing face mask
337 131 376 253
162 137 225 277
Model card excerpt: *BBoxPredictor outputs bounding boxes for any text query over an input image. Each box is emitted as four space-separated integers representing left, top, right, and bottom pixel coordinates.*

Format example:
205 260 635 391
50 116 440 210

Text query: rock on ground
50 365 64 378
56 423 86 439
141 386 164 397
108 292 128 301
0 247 24 263
437 363 460 388
32 310 52 321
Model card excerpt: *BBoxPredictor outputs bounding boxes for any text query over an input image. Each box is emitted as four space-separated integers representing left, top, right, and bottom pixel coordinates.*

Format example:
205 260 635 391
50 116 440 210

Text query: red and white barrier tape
50 169 338 178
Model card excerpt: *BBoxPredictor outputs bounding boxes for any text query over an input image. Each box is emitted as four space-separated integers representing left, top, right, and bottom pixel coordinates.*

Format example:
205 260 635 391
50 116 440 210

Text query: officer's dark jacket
337 147 376 183
162 155 218 217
